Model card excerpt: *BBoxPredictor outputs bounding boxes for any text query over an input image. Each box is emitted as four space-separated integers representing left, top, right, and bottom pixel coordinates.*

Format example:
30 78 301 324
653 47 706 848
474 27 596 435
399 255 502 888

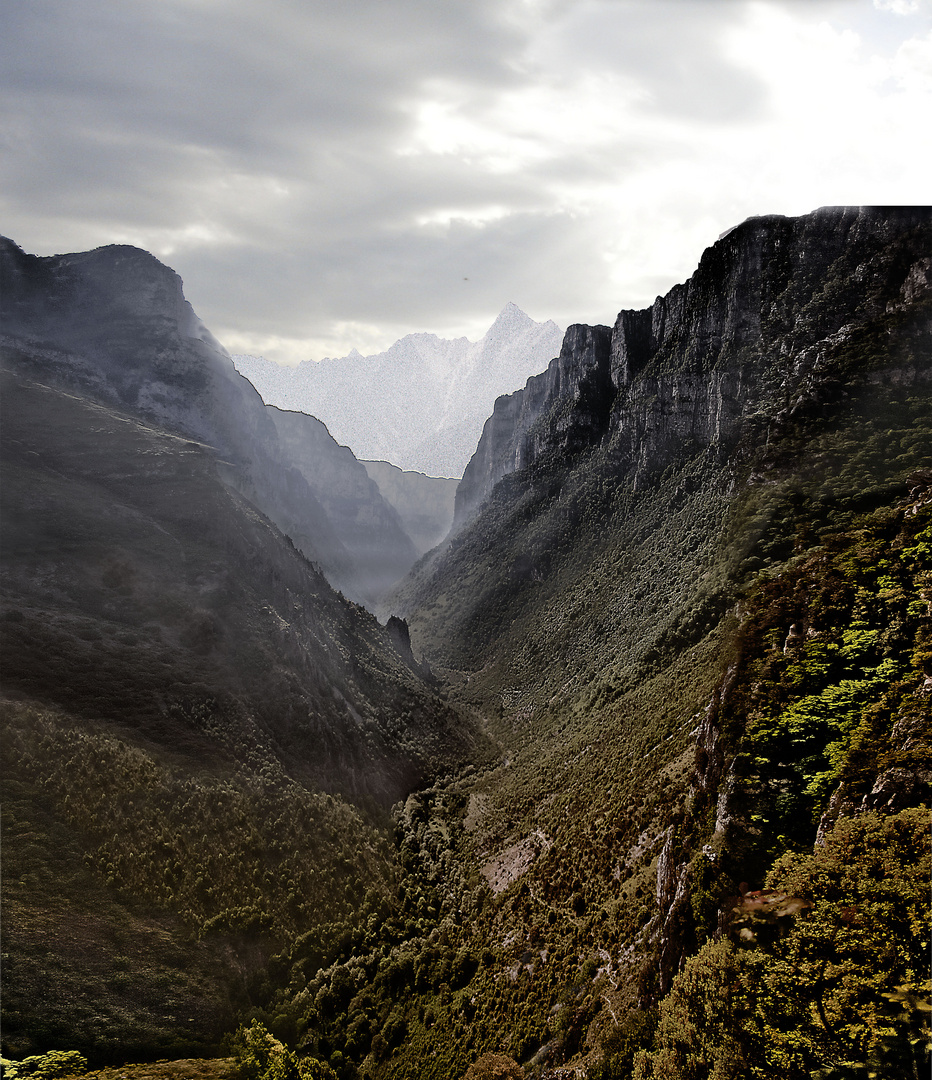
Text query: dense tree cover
238 484 928 1080
719 489 932 870
3 452 926 1079
632 808 930 1080
2 701 393 939
462 1053 524 1079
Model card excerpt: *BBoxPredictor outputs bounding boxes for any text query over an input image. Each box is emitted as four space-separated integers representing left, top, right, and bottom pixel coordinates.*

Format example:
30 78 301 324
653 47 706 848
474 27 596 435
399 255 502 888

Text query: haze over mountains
233 303 564 478
0 233 487 1057
1 208 930 1078
0 237 443 608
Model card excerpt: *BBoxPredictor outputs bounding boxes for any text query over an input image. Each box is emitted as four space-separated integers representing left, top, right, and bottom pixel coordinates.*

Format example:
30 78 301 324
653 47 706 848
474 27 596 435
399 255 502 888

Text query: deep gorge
1 206 930 1080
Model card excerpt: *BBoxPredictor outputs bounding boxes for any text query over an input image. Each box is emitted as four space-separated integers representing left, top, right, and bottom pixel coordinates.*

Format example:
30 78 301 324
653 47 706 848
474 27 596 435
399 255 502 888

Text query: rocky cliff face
392 205 931 1039
453 206 932 529
453 323 612 528
0 237 419 606
0 238 263 454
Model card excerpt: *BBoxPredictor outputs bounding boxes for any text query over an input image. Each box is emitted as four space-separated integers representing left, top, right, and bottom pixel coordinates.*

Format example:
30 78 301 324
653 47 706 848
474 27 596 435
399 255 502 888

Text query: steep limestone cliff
453 206 932 531
390 206 931 1052
454 323 612 528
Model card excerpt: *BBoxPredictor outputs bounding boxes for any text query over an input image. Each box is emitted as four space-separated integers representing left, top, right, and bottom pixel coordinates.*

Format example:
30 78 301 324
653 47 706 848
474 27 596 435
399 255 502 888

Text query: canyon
1 207 930 1079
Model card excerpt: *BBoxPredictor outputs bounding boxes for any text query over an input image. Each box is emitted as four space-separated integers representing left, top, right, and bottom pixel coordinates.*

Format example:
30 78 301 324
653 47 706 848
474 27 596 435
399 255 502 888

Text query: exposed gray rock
454 323 613 528
452 207 932 527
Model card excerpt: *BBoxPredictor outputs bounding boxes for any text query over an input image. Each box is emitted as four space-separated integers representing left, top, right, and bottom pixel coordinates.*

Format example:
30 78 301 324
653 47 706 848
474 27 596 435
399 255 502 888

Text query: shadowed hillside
0 238 421 607
0 247 488 1061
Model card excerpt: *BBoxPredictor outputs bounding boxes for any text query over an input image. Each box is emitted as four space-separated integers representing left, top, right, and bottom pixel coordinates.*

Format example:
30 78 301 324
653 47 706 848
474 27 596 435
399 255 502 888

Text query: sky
2 0 930 364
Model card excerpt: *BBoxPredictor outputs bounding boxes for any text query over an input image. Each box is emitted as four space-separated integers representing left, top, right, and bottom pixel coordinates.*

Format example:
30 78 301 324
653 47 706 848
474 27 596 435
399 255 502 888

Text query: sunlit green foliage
714 493 932 876
231 1021 336 1080
0 1051 88 1080
633 808 930 1079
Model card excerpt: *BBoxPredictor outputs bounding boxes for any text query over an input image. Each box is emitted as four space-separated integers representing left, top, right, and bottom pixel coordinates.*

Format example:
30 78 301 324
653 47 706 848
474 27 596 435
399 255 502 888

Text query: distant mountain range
233 303 564 478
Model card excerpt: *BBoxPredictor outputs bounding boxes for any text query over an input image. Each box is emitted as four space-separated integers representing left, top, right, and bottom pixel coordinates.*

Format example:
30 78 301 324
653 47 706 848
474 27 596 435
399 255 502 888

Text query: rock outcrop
453 323 612 528
453 206 932 528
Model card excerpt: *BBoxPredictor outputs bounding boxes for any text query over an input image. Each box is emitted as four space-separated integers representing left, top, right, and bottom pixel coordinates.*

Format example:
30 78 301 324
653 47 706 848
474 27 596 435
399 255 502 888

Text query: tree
463 1052 525 1080
634 808 930 1079
631 939 770 1080
231 1020 337 1080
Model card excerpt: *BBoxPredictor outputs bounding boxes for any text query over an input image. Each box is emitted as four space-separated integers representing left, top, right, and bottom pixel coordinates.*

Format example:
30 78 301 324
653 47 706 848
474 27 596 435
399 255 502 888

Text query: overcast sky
2 0 930 363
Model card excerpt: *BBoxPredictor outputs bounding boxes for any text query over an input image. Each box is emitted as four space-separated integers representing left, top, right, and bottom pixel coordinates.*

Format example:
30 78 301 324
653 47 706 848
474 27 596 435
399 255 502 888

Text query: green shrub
230 1020 336 1080
0 1052 88 1080
634 808 930 1079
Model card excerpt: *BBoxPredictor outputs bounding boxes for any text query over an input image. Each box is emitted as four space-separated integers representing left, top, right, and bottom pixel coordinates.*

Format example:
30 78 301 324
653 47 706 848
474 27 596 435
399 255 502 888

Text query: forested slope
0 253 485 1062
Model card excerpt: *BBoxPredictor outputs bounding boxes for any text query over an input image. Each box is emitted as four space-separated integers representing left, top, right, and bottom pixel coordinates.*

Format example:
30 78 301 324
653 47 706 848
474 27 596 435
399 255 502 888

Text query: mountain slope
0 237 415 607
266 406 418 598
233 303 564 477
361 461 458 557
346 206 931 1077
404 207 932 674
0 247 488 1060
2 209 929 1078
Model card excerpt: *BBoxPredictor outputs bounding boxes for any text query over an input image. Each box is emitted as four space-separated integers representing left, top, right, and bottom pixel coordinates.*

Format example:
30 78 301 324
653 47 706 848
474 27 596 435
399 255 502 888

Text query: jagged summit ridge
233 303 564 477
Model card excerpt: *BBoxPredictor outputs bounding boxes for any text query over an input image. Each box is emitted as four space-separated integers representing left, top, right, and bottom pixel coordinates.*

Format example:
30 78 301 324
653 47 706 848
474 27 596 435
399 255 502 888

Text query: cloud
2 0 929 362
524 0 773 122
874 0 921 14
